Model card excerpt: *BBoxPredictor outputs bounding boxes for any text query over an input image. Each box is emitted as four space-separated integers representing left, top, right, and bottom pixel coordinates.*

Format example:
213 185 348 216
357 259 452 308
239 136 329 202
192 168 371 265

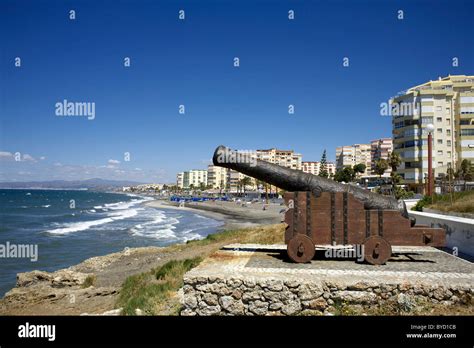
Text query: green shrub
412 195 432 211
117 257 202 316
81 275 96 288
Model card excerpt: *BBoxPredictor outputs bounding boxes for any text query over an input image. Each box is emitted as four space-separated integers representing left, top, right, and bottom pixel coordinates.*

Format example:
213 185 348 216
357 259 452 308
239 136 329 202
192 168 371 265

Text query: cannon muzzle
212 145 410 219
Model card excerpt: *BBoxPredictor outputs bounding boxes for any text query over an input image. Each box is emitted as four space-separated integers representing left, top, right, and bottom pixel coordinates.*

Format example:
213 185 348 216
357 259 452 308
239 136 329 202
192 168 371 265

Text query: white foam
194 214 211 220
42 205 51 208
47 208 139 234
47 217 114 234
131 227 178 240
45 197 149 235
181 233 203 242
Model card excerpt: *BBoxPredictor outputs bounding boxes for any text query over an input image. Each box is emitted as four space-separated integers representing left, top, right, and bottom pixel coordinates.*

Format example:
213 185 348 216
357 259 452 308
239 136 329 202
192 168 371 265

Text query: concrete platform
181 245 473 316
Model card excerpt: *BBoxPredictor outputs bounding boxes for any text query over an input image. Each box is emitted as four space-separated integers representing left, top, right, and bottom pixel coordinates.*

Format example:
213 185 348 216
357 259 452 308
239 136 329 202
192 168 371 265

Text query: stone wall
180 276 472 316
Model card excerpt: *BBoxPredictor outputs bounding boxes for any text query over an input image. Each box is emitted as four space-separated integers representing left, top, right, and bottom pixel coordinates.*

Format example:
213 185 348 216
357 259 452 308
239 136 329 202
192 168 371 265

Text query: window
404 128 421 137
437 150 443 156
461 129 474 136
404 140 427 148
437 128 442 133
405 119 419 126
422 117 433 124
446 107 450 113
437 117 442 122
447 151 452 158
447 129 451 136
460 119 472 125
438 162 443 167
437 139 443 144
405 162 420 168
447 140 451 146
446 118 451 125
421 101 434 113
461 107 474 114
436 106 442 111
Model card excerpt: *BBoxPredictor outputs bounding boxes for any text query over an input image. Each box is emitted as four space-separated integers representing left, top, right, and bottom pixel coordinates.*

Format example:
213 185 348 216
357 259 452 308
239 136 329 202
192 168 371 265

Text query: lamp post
426 123 435 197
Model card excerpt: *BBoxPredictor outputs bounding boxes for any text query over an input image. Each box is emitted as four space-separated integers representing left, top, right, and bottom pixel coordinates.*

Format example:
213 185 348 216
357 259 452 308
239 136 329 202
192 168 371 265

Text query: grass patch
412 191 474 214
81 275 96 288
178 224 284 250
115 224 284 315
116 257 202 316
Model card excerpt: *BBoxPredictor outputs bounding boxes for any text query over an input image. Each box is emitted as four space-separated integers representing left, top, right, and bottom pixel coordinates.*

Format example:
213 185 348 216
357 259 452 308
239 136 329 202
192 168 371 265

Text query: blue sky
1 0 473 183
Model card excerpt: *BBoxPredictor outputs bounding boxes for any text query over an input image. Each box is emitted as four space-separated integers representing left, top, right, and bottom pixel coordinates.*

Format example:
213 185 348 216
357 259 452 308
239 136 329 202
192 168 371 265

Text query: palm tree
388 151 401 172
240 176 252 196
374 159 389 178
457 159 473 191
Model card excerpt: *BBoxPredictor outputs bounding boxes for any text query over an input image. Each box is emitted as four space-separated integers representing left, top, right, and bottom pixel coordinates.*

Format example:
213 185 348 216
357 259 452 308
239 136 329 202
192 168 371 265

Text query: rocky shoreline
0 199 282 315
0 246 164 315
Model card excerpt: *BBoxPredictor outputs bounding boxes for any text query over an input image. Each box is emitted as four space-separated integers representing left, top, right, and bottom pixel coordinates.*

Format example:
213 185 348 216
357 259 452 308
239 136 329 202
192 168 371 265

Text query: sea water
0 189 223 296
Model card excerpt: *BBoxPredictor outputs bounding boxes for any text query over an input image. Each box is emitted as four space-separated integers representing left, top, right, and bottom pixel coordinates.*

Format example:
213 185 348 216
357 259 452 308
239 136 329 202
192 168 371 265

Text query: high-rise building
391 75 474 188
207 165 228 189
188 169 207 188
302 161 336 177
256 148 302 170
226 169 247 192
326 162 336 176
176 172 184 188
176 170 207 189
370 138 393 176
336 144 372 176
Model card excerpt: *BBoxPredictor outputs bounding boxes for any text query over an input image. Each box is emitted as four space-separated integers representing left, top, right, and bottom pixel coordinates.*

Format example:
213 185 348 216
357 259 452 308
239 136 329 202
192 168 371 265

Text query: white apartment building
176 172 184 189
302 161 336 177
336 144 372 176
188 169 207 188
176 170 207 189
256 148 302 170
370 138 393 176
391 75 474 187
207 165 228 189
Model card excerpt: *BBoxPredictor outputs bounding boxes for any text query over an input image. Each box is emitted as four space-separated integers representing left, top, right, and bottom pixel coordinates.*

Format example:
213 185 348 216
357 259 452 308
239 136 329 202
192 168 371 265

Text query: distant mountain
0 178 145 190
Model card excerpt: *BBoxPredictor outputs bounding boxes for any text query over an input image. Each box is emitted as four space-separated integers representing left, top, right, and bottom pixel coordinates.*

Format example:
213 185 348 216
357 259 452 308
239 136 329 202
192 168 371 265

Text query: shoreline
0 197 283 315
145 199 283 231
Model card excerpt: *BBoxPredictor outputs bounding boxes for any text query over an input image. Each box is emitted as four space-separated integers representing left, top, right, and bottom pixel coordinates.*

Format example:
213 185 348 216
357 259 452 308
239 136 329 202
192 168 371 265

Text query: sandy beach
146 199 284 230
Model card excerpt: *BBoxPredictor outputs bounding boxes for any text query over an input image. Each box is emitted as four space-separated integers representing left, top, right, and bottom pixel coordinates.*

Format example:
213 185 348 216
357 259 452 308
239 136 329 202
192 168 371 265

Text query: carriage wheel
363 236 392 265
287 234 315 263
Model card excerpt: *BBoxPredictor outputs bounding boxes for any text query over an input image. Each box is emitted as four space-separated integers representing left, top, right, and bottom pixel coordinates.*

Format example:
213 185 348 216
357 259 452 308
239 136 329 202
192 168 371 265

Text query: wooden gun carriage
284 191 445 264
213 145 446 265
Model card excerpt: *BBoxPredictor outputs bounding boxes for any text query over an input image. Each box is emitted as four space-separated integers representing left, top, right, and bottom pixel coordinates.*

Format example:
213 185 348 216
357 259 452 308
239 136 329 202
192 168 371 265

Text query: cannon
213 145 446 265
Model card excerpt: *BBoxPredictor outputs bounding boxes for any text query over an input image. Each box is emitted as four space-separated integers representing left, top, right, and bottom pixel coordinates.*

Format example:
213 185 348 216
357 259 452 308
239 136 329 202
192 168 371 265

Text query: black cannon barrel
213 145 409 219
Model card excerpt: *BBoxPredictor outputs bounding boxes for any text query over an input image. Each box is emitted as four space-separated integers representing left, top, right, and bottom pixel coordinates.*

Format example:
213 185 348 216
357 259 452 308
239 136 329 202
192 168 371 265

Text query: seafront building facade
336 144 372 176
391 75 474 187
370 138 393 176
207 165 228 189
188 170 207 188
177 147 345 191
256 148 302 170
176 172 185 188
176 170 207 189
302 161 336 177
